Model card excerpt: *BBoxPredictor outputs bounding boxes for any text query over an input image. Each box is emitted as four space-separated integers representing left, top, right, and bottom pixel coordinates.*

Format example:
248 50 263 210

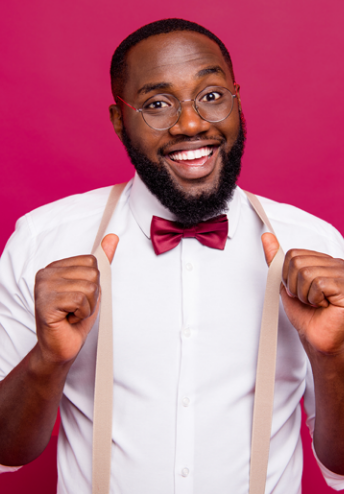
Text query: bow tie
150 214 229 255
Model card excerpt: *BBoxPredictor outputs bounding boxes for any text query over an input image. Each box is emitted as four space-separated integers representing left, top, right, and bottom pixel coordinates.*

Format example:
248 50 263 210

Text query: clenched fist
262 232 344 355
34 234 119 364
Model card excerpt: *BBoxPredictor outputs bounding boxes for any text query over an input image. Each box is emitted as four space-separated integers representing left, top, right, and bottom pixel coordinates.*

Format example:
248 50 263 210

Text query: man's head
109 19 246 226
110 19 236 99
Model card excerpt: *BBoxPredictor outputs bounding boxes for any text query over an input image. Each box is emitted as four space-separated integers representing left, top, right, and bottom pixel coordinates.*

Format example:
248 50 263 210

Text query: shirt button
181 467 189 477
182 397 190 407
183 327 191 337
185 262 193 271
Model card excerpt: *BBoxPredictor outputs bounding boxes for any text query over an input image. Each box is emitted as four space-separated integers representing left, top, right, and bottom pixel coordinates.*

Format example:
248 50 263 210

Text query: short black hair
110 18 235 100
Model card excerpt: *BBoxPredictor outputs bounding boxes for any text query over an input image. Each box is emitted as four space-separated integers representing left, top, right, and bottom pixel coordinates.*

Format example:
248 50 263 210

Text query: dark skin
0 236 117 465
0 31 344 476
110 32 242 197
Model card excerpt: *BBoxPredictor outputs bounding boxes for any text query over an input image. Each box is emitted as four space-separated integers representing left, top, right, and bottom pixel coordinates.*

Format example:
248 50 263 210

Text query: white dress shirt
1 173 344 493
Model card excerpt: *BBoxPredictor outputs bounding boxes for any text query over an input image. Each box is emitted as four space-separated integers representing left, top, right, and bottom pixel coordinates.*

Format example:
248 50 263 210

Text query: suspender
91 184 284 494
244 192 285 494
91 183 127 494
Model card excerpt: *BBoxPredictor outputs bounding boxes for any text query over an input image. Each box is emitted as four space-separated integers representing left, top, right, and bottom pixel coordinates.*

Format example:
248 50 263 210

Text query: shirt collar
129 172 241 240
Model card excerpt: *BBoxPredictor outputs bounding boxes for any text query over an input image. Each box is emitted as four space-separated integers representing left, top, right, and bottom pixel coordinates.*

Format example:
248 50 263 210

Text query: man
0 18 344 494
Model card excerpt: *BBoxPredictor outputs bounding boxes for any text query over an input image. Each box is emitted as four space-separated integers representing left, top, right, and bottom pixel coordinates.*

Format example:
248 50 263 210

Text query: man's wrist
301 336 344 376
26 344 74 399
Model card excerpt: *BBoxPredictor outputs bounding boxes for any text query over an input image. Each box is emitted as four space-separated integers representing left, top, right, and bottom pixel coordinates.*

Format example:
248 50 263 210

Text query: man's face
110 31 244 224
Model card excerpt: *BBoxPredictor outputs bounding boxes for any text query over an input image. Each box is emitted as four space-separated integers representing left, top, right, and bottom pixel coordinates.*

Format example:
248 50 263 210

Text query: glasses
116 85 238 131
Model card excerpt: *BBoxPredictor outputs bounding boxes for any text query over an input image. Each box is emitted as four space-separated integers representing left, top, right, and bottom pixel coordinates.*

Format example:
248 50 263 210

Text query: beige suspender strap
244 191 285 494
91 183 128 254
91 183 127 494
91 186 284 494
244 191 277 237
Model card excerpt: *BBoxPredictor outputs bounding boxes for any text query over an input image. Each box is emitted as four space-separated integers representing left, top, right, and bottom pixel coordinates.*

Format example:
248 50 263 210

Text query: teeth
169 146 213 161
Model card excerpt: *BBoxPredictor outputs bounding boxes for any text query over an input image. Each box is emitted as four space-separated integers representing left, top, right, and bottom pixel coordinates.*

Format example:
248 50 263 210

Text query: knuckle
86 282 99 297
289 255 304 271
73 291 87 306
35 265 59 282
286 249 300 260
85 255 98 268
82 267 100 284
34 268 52 294
284 250 293 263
35 268 45 283
298 266 312 280
312 276 325 290
89 266 100 280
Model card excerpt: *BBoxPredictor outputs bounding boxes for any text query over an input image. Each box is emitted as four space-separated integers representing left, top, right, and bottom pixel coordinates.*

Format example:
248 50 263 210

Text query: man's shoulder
256 193 336 235
237 187 344 254
20 182 131 238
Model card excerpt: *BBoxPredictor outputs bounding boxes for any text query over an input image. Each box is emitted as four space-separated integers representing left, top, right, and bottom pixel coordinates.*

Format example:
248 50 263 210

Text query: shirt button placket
181 467 190 477
185 262 193 271
182 397 190 407
183 326 191 338
175 240 196 494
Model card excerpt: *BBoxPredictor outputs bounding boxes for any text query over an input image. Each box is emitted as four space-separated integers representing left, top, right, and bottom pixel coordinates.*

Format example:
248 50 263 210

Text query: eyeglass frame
115 84 239 131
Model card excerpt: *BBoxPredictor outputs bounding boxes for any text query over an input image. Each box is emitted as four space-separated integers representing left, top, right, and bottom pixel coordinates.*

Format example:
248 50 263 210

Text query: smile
168 145 215 166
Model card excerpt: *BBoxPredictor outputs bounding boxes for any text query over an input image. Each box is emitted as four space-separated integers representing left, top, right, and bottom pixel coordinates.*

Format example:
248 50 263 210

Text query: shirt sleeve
0 216 38 473
0 215 38 381
301 223 344 489
304 358 344 490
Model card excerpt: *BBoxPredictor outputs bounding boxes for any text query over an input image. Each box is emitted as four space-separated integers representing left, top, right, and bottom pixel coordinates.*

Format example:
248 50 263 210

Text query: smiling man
1 18 344 494
110 26 244 226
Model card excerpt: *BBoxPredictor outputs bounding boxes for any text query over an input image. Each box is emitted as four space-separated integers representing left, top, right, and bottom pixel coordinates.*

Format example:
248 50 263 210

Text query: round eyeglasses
116 85 238 131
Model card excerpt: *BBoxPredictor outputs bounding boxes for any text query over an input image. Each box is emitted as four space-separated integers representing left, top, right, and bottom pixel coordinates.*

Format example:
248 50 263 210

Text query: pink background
1 0 343 492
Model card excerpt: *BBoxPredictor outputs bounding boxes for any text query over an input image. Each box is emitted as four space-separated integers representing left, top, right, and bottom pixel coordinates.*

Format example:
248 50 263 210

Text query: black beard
121 114 246 227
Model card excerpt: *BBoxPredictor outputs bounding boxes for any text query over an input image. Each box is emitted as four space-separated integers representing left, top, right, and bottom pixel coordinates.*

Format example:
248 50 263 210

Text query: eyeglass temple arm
115 95 141 112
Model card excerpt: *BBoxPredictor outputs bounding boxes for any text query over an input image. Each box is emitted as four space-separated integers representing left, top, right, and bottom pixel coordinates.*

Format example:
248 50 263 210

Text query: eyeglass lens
141 86 235 131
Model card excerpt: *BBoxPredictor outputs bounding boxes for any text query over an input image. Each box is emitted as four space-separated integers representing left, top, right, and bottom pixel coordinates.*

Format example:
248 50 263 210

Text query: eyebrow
137 65 227 96
137 82 173 96
195 65 226 78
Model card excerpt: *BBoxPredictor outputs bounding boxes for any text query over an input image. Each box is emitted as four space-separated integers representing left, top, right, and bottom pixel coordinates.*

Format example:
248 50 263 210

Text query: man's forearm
0 243 112 466
307 343 344 475
0 343 72 466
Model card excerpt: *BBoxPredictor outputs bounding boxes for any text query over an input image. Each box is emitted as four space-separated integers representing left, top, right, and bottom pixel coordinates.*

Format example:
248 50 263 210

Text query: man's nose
169 101 211 136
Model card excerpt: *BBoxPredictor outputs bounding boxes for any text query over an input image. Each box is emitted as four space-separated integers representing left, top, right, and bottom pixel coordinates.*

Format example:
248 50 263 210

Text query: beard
121 113 246 227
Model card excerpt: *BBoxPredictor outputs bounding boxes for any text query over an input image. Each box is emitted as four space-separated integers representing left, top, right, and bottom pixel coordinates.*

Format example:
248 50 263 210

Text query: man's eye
145 100 170 110
201 91 222 102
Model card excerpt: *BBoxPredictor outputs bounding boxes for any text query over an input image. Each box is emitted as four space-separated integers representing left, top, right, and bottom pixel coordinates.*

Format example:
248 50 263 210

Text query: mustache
158 135 226 156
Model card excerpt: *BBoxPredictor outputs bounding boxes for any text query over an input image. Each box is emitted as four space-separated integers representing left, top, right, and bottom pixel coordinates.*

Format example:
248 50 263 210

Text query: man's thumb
101 234 119 264
261 232 279 267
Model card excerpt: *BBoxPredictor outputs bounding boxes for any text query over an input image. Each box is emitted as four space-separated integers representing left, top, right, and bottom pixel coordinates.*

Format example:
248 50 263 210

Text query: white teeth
169 146 213 161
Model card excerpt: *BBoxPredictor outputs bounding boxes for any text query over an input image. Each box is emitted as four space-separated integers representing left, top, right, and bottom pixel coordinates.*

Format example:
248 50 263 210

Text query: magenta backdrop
1 1 344 493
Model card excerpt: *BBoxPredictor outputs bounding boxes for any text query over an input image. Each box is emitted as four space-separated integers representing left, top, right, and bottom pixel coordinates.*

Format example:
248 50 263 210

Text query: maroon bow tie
150 214 229 255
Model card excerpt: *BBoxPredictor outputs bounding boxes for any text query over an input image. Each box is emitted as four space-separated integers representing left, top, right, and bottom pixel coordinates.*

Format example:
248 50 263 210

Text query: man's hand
262 232 344 474
0 234 119 466
261 232 344 355
34 234 119 364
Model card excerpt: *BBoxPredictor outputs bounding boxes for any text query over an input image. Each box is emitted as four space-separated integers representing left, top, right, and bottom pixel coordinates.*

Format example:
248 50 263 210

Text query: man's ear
109 104 123 142
234 83 242 114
